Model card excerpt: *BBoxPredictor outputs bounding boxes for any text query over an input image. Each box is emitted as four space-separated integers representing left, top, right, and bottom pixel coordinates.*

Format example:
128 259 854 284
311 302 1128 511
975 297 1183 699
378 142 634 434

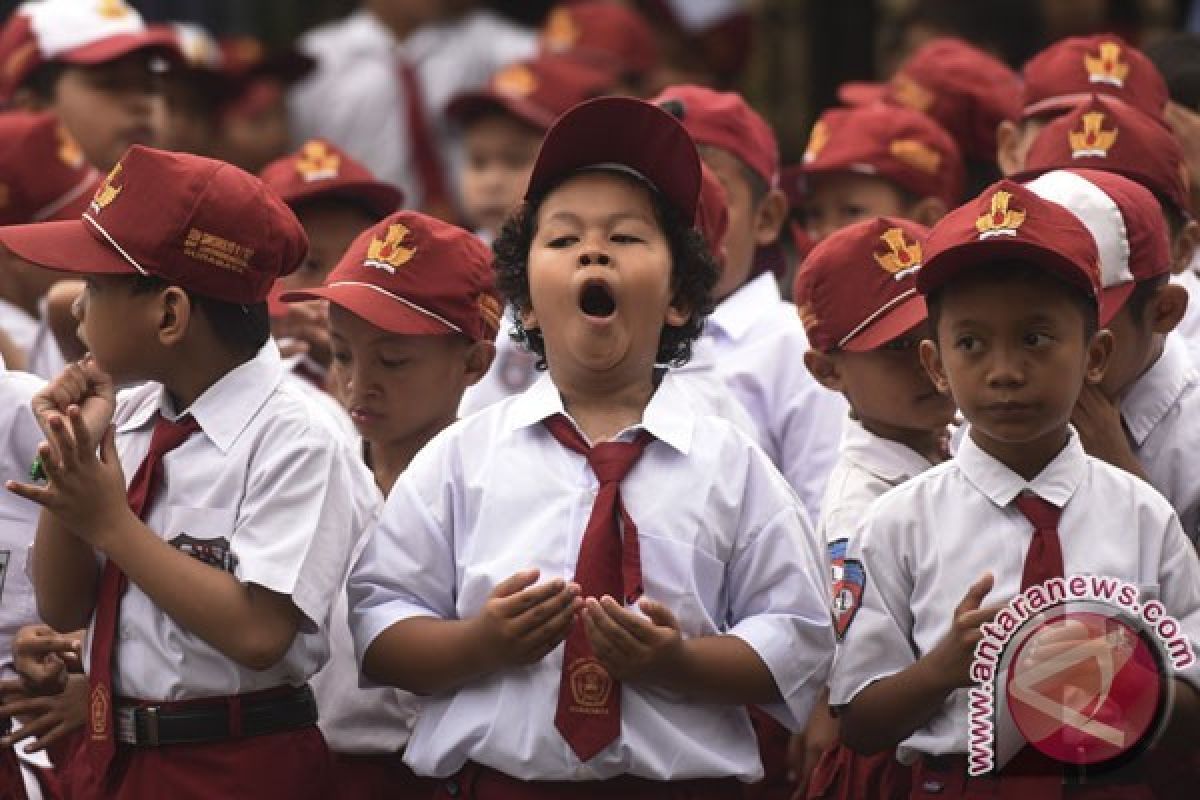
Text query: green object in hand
29 456 46 482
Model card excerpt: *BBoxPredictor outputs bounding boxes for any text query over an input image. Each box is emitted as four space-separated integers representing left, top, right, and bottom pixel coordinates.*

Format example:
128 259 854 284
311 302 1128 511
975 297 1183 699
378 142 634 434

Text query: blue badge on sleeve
828 538 866 640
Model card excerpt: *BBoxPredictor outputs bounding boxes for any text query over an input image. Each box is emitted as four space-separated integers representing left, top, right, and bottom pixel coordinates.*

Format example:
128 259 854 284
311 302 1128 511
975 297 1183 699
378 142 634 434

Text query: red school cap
280 210 501 343
1023 168 1170 324
1020 34 1168 121
259 139 405 219
525 95 701 222
652 83 781 187
840 37 1022 163
446 53 617 133
0 111 100 224
1017 94 1191 218
917 179 1101 299
801 105 965 206
539 1 660 78
0 0 181 102
0 145 308 304
794 216 931 352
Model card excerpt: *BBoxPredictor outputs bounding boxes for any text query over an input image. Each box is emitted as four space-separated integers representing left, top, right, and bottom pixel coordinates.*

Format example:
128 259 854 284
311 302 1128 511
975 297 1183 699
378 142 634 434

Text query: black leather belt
114 684 317 747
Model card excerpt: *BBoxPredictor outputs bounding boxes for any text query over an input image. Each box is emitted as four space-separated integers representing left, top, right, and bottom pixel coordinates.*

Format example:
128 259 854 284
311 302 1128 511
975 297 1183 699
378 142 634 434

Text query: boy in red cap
2 146 379 799
539 1 660 96
651 83 847 527
284 210 498 799
0 0 181 172
831 179 1200 798
800 105 964 242
347 96 834 798
791 218 956 800
997 34 1169 176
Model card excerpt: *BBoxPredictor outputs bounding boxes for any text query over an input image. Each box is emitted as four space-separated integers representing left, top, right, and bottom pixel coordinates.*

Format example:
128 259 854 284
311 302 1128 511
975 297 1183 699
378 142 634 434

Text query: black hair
23 62 64 103
291 193 390 226
1127 274 1170 327
925 260 1099 343
492 170 718 370
130 275 270 357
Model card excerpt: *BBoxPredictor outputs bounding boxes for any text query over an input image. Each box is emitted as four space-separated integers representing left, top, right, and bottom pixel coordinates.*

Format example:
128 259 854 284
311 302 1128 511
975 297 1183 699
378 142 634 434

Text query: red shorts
429 762 743 800
743 705 793 800
806 741 910 800
0 746 28 800
329 751 438 800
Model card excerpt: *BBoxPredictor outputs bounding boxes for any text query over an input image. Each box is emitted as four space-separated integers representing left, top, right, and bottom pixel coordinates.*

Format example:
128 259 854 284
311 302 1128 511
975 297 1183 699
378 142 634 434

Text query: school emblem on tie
568 658 613 714
828 539 865 640
294 140 341 182
803 121 830 164
874 227 923 280
1084 42 1129 88
89 163 123 215
975 190 1025 239
1068 112 1118 159
90 684 110 739
364 223 416 274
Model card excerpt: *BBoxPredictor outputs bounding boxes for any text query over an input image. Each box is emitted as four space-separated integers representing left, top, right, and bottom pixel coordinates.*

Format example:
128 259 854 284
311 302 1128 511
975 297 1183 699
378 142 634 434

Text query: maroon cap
540 1 660 78
801 105 964 206
842 37 1022 162
526 96 701 222
0 0 181 102
0 145 307 304
1018 94 1191 218
259 139 404 219
652 84 780 187
918 179 1101 298
695 162 729 268
1021 35 1168 121
281 211 501 343
794 216 930 352
447 54 616 132
0 111 100 224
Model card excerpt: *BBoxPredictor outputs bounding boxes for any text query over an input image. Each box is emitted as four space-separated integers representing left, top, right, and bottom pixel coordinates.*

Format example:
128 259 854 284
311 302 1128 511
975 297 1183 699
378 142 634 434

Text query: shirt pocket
161 505 240 576
638 532 725 637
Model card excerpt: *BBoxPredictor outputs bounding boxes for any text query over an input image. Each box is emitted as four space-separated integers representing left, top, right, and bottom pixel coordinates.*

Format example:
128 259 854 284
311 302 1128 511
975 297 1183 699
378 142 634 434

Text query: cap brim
527 96 700 221
1099 281 1136 326
916 238 1097 299
0 217 137 276
842 293 929 352
280 283 458 337
446 92 553 131
282 180 405 219
838 81 886 107
61 30 183 66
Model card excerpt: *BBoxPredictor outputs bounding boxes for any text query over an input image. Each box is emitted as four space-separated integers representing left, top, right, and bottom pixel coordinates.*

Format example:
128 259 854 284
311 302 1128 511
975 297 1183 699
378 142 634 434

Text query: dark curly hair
493 171 719 369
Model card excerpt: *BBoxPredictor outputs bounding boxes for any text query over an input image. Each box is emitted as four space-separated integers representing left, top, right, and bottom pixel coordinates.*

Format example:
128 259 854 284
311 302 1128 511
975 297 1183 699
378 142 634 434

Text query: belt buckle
139 705 161 746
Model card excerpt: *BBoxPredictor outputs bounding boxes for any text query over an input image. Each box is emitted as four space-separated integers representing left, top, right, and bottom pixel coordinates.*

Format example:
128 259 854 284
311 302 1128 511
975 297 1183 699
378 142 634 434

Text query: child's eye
546 235 578 248
379 357 409 369
955 334 982 352
610 233 643 244
331 350 351 365
1023 331 1051 348
882 336 920 351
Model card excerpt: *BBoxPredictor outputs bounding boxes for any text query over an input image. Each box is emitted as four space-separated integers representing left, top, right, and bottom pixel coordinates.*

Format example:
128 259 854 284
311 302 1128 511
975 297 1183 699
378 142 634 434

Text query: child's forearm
654 634 783 705
32 511 100 632
839 656 956 755
363 616 497 695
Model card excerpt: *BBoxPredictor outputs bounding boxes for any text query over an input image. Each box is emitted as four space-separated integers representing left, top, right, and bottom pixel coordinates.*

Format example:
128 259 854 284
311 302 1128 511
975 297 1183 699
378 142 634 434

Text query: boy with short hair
799 105 963 242
831 179 1200 797
2 145 378 799
348 96 834 797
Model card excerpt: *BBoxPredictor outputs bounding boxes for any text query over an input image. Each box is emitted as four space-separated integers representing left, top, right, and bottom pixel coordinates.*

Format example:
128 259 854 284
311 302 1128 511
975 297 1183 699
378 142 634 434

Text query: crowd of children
0 1 1197 799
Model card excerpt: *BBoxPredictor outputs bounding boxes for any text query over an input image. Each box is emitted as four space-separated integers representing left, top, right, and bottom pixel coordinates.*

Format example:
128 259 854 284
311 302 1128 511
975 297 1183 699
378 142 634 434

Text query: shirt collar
841 416 934 484
118 341 285 454
507 371 696 454
956 425 1086 509
1121 335 1198 446
706 272 781 343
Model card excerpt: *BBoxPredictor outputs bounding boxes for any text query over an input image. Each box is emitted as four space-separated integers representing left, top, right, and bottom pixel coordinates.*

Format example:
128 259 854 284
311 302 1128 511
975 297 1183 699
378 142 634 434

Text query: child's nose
578 250 611 267
985 345 1025 387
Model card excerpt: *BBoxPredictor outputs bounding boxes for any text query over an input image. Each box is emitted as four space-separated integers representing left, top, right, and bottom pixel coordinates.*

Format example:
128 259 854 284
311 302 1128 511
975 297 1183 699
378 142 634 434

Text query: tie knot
1015 492 1061 532
148 413 200 457
587 439 649 485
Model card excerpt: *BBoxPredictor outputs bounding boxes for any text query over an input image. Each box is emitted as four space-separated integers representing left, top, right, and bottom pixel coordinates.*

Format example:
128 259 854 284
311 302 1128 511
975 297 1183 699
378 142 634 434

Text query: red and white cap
1023 168 1171 324
0 0 181 101
793 216 930 352
281 211 501 343
1020 34 1168 121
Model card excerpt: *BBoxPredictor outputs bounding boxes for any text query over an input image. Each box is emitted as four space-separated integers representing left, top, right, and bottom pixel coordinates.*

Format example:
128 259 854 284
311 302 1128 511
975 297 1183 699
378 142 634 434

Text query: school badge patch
169 534 238 574
828 538 866 640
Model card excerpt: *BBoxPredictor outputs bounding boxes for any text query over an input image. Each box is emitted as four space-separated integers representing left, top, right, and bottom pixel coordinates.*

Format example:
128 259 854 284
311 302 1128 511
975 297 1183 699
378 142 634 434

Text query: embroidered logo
90 684 110 739
1068 112 1118 159
183 228 254 273
829 539 866 640
364 223 416 274
803 121 830 164
891 74 935 113
89 163 123 214
1084 42 1129 88
874 227 923 280
57 124 85 169
542 8 581 51
478 293 502 334
975 190 1026 239
568 657 613 713
168 534 238 574
795 300 820 335
890 138 941 176
95 0 131 19
294 140 340 183
492 63 537 98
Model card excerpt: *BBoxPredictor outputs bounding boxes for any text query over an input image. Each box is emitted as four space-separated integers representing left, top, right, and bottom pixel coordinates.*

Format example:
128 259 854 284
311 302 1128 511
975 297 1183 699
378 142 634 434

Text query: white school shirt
1174 265 1200 365
1122 334 1200 545
0 299 38 361
288 9 535 209
349 371 835 781
0 359 44 669
705 273 848 523
828 428 1200 763
458 310 540 417
93 341 379 701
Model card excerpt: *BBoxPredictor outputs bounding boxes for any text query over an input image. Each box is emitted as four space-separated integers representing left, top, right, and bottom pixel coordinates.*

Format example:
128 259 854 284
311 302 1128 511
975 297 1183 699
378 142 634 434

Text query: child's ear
1150 282 1189 334
908 196 948 228
753 187 789 247
664 295 690 328
1085 328 1114 385
995 119 1024 177
157 286 192 346
463 340 496 387
803 349 843 392
1170 221 1200 274
918 338 952 394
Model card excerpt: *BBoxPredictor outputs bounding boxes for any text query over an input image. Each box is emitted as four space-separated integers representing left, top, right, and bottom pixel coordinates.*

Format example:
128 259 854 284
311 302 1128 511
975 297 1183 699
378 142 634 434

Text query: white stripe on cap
33 168 100 222
1024 169 1133 289
837 287 918 349
326 280 463 334
83 212 149 276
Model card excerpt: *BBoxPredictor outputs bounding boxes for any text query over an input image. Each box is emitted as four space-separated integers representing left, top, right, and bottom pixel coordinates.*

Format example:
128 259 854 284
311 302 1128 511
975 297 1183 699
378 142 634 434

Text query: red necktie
543 414 653 762
87 414 200 775
1014 492 1064 591
396 57 455 222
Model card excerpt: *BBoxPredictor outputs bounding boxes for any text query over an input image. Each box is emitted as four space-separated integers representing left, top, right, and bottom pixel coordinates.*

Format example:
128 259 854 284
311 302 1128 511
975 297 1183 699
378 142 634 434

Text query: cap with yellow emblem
0 111 99 225
538 1 659 80
280 211 501 343
917 179 1102 300
793 216 931 352
1020 34 1168 121
259 139 405 219
0 145 308 305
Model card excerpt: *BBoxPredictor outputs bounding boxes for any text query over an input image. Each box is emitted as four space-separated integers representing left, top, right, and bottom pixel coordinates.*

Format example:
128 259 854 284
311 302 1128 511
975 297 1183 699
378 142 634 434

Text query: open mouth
578 280 617 319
